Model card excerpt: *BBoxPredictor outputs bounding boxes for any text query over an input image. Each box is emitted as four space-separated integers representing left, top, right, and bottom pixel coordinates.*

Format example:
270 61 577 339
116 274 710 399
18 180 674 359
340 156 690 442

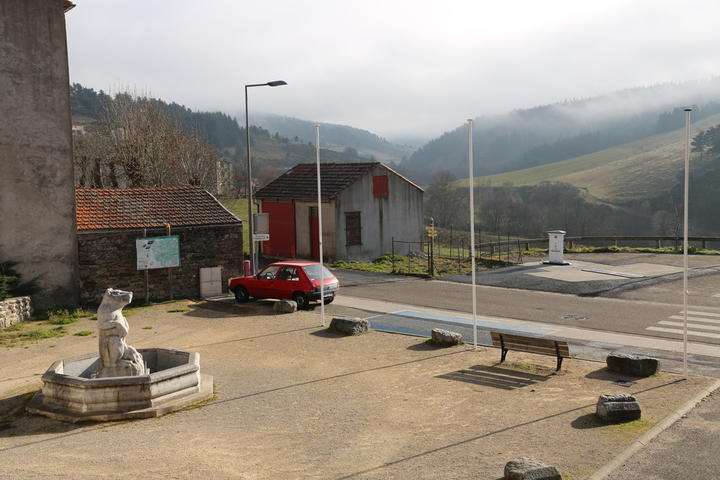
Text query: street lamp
244 80 287 274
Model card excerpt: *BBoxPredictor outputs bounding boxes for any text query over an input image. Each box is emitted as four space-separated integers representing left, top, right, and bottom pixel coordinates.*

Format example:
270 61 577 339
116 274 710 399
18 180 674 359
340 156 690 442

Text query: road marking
646 326 720 339
646 310 720 340
683 310 720 318
658 320 720 332
669 315 720 324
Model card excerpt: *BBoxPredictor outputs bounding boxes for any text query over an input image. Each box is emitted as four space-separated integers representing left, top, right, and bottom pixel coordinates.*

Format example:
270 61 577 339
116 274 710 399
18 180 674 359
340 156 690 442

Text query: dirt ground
0 299 716 480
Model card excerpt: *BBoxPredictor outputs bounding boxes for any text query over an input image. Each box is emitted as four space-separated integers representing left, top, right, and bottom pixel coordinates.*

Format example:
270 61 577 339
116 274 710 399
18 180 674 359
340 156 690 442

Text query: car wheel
234 286 250 303
293 292 308 309
322 294 335 305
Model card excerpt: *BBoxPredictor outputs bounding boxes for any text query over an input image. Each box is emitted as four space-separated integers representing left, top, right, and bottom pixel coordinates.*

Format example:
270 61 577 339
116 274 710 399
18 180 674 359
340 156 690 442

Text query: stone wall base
0 296 33 328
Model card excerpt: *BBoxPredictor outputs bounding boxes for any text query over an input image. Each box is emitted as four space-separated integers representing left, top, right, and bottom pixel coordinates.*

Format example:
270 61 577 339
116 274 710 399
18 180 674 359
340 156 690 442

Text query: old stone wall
0 0 79 308
0 296 33 328
78 224 243 305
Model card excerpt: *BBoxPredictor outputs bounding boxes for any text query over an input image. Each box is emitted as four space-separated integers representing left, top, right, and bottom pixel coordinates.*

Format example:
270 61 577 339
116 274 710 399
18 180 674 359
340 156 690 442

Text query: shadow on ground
437 365 551 390
0 391 89 440
182 299 276 319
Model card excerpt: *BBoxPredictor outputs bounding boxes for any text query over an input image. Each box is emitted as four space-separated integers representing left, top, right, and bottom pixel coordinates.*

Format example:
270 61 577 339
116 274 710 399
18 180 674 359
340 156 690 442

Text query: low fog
66 0 720 141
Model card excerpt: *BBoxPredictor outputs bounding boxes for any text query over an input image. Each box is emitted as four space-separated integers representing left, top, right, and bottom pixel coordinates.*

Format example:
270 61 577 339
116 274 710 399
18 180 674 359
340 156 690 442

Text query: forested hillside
70 84 368 187
252 113 415 163
402 79 720 185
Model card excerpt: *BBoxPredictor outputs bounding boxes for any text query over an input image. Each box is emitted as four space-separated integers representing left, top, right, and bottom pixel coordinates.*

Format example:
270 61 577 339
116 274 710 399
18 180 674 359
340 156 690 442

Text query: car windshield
302 264 335 281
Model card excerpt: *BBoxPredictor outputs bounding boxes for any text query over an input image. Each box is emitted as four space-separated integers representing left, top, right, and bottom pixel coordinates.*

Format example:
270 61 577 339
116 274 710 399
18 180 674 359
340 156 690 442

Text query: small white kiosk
544 230 571 265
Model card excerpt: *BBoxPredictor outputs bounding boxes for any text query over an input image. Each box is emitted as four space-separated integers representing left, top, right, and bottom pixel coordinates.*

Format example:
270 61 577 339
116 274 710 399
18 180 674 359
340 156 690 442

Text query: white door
200 266 223 297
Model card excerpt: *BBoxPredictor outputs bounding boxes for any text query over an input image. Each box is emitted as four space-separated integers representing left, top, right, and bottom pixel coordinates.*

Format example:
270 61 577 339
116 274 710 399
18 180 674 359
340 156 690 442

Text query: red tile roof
255 162 422 201
75 186 241 231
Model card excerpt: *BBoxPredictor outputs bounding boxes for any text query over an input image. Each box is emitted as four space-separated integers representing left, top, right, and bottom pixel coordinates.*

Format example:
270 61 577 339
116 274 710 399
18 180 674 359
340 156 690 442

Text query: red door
310 207 319 260
262 201 296 258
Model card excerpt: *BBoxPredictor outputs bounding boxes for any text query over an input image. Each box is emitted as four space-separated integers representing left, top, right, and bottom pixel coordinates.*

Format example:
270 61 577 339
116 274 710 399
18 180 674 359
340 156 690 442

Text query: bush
0 260 39 301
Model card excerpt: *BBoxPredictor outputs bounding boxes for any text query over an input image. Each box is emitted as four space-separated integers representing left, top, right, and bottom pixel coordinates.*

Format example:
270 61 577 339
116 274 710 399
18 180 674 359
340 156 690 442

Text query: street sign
425 226 437 238
252 233 270 242
136 236 180 270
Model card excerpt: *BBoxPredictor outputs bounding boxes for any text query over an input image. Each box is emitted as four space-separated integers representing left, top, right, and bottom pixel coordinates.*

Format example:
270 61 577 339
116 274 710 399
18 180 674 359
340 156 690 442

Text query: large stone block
274 300 297 314
596 393 641 423
504 457 562 480
606 352 659 377
431 328 464 346
329 316 369 335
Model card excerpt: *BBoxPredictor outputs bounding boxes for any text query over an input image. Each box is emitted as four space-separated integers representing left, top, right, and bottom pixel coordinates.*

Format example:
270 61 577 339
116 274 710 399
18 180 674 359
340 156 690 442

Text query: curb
587 378 720 480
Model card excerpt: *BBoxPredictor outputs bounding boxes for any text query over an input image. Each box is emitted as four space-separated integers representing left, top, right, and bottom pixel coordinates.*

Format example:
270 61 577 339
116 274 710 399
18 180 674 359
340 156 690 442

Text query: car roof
266 261 320 267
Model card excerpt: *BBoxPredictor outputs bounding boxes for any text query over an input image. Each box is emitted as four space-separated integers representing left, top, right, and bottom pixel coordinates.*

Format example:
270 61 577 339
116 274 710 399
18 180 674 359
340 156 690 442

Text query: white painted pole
468 119 477 349
316 125 325 327
682 107 692 378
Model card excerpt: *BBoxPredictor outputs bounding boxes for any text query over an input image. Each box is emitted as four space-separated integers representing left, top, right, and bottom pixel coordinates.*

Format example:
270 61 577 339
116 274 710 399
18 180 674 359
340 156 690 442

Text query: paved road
334 275 720 347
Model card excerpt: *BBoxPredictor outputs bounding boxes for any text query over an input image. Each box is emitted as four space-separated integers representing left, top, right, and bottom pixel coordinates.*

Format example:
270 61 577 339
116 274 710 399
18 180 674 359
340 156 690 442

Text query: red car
228 261 340 309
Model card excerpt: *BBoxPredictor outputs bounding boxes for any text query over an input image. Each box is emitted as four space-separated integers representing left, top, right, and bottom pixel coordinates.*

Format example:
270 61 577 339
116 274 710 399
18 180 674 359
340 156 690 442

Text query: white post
316 125 325 327
468 119 477 349
682 107 692 377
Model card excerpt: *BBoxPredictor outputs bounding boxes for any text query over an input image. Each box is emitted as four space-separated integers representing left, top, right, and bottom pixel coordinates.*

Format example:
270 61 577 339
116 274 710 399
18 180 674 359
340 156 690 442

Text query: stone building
256 162 424 261
0 0 79 308
75 186 243 304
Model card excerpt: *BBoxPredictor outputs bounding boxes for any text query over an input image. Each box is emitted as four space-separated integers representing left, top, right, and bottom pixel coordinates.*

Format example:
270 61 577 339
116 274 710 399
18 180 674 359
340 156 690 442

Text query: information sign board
136 236 180 270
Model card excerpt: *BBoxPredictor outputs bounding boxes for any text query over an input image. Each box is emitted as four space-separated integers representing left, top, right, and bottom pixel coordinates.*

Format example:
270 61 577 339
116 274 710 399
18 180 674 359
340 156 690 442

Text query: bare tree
73 90 220 191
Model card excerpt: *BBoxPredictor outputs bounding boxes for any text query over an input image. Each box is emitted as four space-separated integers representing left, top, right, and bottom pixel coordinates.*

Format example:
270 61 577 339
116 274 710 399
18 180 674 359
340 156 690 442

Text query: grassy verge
0 307 97 347
333 253 512 277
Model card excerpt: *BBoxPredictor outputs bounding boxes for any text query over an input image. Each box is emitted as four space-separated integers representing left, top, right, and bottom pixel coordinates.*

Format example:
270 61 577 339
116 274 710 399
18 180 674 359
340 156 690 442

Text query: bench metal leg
501 348 508 364
555 341 563 371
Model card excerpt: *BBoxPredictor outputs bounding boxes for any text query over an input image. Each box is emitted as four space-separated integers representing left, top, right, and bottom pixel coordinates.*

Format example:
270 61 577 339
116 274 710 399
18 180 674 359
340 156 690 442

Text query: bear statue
97 288 147 378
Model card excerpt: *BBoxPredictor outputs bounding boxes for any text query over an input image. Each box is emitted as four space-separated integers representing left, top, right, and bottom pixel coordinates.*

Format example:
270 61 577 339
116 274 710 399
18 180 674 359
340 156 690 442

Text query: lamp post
245 80 287 274
682 107 692 378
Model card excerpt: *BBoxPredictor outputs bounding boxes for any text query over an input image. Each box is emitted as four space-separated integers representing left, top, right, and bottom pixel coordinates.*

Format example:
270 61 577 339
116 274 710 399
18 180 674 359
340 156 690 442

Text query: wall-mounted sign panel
136 236 180 270
252 233 270 242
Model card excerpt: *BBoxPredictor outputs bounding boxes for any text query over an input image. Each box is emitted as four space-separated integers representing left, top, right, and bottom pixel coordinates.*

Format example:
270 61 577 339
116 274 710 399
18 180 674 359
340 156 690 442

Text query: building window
345 211 361 246
373 175 389 197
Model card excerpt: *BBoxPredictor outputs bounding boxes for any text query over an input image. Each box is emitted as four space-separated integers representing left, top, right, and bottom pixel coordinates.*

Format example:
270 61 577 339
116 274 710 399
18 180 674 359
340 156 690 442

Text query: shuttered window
373 175 389 197
345 211 361 246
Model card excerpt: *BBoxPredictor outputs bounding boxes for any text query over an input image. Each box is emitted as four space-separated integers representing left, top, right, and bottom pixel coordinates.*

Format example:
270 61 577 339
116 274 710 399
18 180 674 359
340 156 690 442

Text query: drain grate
561 314 586 321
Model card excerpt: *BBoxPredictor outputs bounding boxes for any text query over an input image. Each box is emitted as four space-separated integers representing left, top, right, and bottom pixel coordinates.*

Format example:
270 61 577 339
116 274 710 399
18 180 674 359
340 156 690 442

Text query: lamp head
267 80 287 87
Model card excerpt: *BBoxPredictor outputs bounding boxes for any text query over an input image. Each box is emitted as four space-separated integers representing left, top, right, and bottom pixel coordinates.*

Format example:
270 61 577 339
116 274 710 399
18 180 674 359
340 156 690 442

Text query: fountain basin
27 348 213 422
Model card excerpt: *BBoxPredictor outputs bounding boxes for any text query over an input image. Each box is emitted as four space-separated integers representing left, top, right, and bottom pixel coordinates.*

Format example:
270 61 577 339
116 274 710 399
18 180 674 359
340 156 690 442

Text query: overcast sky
66 0 720 141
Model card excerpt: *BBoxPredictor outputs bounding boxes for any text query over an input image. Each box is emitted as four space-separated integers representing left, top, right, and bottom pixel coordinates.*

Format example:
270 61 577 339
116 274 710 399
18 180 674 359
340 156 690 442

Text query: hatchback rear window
302 265 334 281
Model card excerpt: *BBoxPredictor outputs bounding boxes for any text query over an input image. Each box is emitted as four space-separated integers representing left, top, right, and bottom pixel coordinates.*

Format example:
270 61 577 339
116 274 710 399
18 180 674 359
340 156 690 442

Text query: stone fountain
27 288 213 422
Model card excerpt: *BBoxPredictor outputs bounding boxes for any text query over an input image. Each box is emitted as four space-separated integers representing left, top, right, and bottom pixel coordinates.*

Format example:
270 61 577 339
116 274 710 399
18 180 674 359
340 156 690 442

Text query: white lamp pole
316 125 325 327
682 107 692 377
468 119 477 349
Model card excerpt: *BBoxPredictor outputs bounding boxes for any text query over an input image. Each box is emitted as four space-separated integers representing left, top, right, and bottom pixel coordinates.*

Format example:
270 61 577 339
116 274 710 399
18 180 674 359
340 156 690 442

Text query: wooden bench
490 332 570 371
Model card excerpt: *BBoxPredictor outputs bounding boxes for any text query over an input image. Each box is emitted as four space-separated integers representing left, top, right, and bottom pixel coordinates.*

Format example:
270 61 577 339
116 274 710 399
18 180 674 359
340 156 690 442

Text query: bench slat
490 332 570 358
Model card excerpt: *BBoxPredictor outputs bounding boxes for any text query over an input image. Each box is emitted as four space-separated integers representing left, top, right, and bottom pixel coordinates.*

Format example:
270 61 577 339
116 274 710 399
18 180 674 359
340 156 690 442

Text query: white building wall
294 200 336 259
335 166 424 261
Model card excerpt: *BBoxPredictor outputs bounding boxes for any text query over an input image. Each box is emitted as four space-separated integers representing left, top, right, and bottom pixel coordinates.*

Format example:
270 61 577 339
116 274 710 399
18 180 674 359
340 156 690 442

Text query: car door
274 266 300 299
253 265 281 298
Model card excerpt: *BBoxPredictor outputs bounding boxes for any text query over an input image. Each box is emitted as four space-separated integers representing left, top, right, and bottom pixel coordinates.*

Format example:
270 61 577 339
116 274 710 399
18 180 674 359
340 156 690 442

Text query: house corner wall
335 166 424 261
0 0 79 308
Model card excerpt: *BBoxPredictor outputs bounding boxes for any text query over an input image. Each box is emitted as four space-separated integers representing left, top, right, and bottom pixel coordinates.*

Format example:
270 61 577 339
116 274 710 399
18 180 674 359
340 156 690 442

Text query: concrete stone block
329 316 369 335
430 328 464 346
606 352 659 377
504 457 562 480
596 393 641 423
274 300 297 314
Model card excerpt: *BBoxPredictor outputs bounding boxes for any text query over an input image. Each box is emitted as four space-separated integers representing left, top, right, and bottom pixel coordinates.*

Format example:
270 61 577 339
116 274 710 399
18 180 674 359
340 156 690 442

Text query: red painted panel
373 175 388 197
261 201 296 258
310 215 319 260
